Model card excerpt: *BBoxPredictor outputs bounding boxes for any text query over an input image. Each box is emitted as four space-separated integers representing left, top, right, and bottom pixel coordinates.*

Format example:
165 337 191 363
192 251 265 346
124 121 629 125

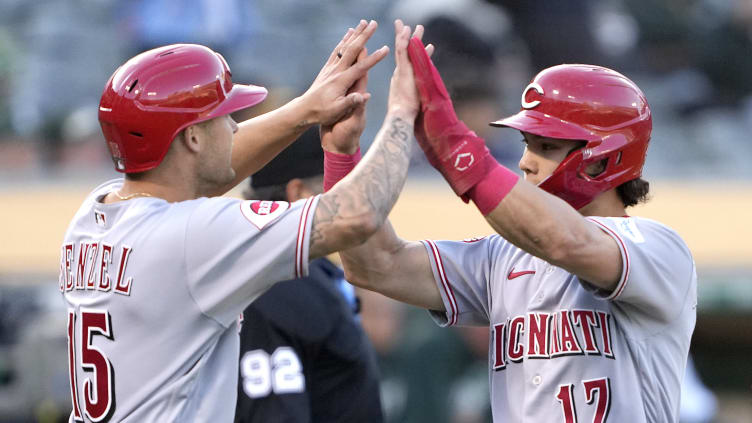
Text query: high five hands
320 19 434 156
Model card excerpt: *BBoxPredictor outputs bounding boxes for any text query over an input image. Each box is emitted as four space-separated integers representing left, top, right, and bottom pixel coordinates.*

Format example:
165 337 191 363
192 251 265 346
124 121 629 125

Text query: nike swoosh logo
507 268 536 280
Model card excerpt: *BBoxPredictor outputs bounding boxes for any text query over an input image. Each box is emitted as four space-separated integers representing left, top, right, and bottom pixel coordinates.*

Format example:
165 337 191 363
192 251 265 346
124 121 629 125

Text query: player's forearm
484 180 620 289
309 110 413 257
484 179 580 258
339 225 445 310
339 221 402 289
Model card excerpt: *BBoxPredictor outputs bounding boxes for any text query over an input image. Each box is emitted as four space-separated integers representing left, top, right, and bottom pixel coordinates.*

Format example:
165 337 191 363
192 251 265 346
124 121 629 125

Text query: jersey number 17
556 377 611 423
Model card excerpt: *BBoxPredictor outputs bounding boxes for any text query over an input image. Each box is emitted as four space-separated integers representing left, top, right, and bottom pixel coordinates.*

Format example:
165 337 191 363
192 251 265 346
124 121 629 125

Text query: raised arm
305 22 412 248
406 37 622 291
317 22 444 311
307 20 416 259
212 20 389 196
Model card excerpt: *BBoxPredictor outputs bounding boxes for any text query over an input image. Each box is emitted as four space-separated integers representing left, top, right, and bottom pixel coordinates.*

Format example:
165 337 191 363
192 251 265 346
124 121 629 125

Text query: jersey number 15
67 308 115 422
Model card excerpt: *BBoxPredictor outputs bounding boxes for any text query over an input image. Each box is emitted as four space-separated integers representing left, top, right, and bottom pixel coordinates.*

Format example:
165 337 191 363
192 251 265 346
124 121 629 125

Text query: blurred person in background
622 0 752 113
225 0 395 150
0 283 70 422
0 0 123 168
484 0 602 71
417 15 518 168
235 127 382 423
356 289 411 422
615 0 752 180
121 0 254 55
679 356 718 423
0 29 14 136
400 323 491 423
359 292 493 423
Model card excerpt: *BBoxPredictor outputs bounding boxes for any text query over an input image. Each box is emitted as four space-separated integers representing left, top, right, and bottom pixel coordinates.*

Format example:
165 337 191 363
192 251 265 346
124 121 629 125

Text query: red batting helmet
99 44 268 173
491 64 652 209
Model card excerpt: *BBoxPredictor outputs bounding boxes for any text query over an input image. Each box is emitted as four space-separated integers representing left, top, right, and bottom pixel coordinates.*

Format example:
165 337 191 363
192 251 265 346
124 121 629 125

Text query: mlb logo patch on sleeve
610 217 645 243
240 200 290 230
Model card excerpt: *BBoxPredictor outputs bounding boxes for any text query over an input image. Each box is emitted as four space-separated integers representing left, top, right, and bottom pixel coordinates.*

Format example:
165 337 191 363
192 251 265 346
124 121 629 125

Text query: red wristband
323 148 362 191
466 161 519 215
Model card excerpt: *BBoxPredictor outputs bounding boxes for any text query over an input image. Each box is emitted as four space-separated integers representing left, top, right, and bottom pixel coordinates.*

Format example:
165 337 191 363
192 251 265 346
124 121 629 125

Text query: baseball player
329 33 697 422
59 20 422 422
234 128 383 422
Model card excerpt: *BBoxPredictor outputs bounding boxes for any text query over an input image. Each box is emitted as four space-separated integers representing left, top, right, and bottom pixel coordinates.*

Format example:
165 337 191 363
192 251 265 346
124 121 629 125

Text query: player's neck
578 189 627 218
105 162 202 204
116 179 195 203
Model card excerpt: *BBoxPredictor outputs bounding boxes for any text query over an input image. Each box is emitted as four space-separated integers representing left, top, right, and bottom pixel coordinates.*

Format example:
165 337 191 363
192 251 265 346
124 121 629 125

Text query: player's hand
320 47 369 155
386 20 423 120
407 36 494 199
302 20 389 127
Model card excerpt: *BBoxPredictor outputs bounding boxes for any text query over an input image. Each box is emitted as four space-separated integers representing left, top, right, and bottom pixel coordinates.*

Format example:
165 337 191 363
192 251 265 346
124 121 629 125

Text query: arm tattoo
311 116 413 257
294 119 311 133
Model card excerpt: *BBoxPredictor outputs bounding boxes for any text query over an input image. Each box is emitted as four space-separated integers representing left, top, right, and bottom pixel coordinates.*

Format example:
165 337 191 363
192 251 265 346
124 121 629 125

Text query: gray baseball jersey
421 216 697 423
59 179 319 422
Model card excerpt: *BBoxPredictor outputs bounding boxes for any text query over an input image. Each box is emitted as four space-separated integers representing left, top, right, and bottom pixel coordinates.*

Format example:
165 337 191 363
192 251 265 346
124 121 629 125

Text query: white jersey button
532 375 542 385
546 266 554 274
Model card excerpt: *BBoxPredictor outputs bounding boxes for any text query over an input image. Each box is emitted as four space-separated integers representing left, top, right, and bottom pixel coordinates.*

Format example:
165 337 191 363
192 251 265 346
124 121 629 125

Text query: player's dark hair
124 169 150 181
617 178 650 208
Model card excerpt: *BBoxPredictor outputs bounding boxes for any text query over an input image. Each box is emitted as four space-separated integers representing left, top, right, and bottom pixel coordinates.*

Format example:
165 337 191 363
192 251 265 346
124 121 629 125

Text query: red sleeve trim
295 196 316 278
424 240 458 326
586 218 630 300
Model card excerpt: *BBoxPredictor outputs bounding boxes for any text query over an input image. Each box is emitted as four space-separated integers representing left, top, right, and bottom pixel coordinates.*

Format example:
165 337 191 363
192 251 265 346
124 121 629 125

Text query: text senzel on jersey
59 201 293 294
60 242 134 295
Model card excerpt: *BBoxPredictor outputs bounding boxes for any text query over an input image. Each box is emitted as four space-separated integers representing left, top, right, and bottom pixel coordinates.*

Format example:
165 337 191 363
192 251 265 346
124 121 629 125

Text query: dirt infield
1 179 749 275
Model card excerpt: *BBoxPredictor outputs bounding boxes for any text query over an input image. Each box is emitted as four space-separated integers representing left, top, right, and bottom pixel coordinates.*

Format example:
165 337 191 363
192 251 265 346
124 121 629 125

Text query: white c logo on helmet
521 82 544 109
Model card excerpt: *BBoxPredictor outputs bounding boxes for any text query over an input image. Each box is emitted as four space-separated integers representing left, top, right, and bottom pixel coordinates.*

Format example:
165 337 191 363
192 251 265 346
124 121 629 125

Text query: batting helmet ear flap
540 133 646 209
577 134 630 181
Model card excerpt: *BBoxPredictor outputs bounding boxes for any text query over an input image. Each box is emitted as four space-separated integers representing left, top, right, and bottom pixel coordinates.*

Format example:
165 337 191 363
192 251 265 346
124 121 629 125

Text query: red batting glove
407 37 496 200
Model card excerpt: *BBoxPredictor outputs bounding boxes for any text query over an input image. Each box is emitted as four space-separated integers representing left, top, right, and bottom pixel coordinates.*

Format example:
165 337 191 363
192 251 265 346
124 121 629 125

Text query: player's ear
242 186 254 201
181 124 203 154
585 159 607 178
285 178 308 202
